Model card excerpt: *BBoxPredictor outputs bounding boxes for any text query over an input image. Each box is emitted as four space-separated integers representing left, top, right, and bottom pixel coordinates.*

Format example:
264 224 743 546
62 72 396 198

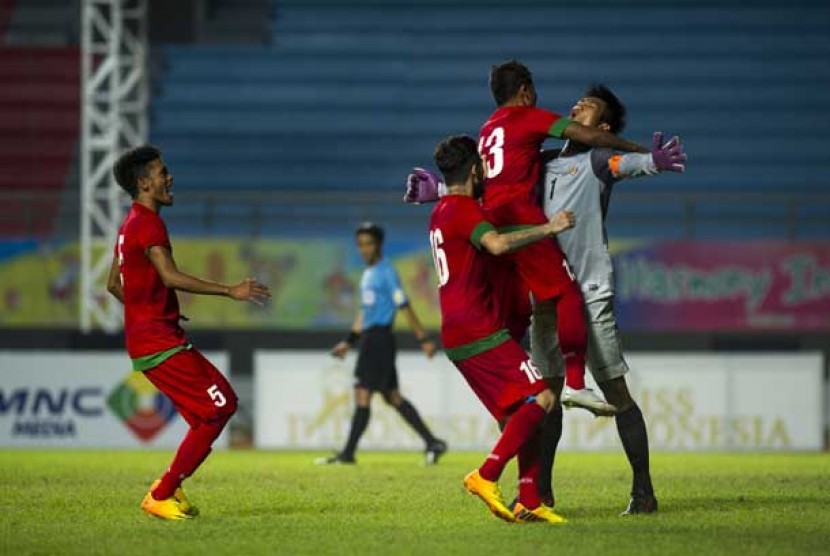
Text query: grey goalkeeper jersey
542 147 657 302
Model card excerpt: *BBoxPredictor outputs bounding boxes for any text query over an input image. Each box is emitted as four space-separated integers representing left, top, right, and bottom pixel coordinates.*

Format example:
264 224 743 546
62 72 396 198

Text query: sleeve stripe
548 117 572 139
470 221 496 249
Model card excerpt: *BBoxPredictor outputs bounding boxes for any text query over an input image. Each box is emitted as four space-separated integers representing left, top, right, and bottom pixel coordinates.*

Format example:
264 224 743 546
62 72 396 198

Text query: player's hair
489 60 534 106
434 134 479 186
113 145 162 199
585 83 627 134
355 222 384 244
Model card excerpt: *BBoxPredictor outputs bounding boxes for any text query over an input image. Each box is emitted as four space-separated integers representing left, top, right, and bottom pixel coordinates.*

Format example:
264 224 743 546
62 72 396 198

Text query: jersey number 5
429 229 449 286
479 127 505 179
117 234 125 286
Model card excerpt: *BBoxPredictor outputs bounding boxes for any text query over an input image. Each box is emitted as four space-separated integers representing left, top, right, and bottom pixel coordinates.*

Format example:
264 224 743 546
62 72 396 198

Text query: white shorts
530 296 629 383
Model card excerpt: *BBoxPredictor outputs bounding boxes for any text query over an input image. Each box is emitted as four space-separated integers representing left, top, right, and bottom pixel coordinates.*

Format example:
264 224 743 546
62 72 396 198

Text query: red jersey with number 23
428 194 504 352
479 106 570 213
116 202 186 359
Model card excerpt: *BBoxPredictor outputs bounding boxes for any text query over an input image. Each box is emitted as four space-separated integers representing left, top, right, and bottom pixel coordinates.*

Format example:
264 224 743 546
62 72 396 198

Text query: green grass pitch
1 450 828 555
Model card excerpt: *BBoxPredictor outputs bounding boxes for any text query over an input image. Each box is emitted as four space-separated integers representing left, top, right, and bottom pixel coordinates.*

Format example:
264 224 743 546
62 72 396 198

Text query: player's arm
331 310 363 359
605 132 687 181
478 211 575 256
400 304 437 359
560 121 649 154
147 245 270 304
106 256 124 304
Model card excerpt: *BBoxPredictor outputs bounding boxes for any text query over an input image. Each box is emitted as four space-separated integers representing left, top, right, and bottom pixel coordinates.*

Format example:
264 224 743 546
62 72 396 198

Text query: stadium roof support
79 0 148 332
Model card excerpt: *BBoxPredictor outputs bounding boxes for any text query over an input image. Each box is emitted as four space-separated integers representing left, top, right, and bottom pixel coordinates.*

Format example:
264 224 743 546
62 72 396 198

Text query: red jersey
116 203 185 359
478 106 570 210
429 194 507 360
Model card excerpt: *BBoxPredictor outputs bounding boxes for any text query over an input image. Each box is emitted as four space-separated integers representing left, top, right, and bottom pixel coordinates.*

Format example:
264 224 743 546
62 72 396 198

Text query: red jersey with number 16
429 194 507 357
479 106 570 210
116 202 186 359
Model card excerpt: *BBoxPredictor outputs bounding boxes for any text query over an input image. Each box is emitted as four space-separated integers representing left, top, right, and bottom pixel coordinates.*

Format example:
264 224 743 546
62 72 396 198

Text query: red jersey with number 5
116 202 185 358
428 194 504 351
479 106 569 210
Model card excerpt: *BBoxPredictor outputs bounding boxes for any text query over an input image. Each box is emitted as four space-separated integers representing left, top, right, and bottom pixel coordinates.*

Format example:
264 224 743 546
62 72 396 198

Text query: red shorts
485 198 579 302
144 347 238 427
454 339 546 422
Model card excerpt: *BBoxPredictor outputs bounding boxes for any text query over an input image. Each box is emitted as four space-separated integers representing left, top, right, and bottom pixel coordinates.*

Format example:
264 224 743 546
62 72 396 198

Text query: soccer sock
341 406 370 459
395 399 436 445
615 403 654 497
153 416 228 501
479 402 545 482
538 406 563 498
517 430 542 510
555 288 588 390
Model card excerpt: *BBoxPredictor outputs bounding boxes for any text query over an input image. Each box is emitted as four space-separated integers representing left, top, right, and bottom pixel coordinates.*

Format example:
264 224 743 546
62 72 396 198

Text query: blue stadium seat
150 3 830 238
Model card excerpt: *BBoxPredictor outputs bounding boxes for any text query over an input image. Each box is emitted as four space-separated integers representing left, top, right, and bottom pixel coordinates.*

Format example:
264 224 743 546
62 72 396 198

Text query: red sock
554 287 588 390
480 402 545 482
152 417 227 500
517 430 542 509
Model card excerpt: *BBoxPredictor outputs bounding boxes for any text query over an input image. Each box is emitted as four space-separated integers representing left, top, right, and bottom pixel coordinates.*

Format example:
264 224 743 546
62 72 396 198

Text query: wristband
345 331 360 346
419 336 433 344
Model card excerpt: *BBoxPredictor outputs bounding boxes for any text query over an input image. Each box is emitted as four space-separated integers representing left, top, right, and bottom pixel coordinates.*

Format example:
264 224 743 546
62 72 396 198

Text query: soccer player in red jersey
106 146 270 520
479 60 650 413
429 135 574 523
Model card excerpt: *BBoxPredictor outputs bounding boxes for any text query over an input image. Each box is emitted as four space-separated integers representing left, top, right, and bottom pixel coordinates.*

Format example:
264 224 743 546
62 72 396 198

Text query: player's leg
511 395 566 524
529 302 566 507
509 239 613 414
318 386 372 465
142 348 238 519
382 389 447 465
321 328 385 464
586 298 657 514
457 340 564 522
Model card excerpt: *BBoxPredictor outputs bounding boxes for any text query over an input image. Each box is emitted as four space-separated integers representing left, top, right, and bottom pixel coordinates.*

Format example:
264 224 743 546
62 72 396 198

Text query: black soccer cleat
425 439 448 466
314 453 356 466
622 494 658 515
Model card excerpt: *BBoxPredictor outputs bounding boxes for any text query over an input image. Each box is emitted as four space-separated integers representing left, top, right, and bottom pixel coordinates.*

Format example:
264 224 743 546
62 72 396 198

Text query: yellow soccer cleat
141 481 192 521
463 470 515 522
513 502 568 524
174 487 199 517
147 480 199 517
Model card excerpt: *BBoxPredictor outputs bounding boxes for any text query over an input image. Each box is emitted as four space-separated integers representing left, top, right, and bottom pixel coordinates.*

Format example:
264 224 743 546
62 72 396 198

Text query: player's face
356 233 380 265
138 158 174 206
570 96 609 131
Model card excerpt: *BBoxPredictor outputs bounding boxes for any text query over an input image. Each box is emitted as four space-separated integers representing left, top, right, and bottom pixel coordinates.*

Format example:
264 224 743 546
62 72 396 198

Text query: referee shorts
354 325 399 393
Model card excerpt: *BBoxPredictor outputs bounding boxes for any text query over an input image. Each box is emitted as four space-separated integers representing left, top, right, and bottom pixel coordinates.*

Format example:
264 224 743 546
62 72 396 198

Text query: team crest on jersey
107 371 178 442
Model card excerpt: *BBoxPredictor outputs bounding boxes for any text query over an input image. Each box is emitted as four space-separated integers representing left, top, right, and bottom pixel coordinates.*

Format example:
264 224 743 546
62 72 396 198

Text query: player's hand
330 341 351 359
651 131 687 173
404 167 443 204
228 277 271 306
420 339 438 359
549 211 576 234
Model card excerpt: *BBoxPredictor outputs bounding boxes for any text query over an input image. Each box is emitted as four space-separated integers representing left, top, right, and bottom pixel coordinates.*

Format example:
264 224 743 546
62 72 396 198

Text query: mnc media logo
107 372 177 442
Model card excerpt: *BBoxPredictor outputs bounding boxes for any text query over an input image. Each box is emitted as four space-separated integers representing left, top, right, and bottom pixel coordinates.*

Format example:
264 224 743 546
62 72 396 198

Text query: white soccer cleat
561 386 617 416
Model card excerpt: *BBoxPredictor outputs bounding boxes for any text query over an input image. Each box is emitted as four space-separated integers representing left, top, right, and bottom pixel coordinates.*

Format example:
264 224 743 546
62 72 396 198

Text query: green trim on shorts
549 117 572 139
131 343 190 372
497 224 534 234
470 221 496 250
445 329 510 362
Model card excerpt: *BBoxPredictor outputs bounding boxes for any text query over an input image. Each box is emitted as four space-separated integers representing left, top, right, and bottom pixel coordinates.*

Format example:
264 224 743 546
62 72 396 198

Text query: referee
318 222 447 465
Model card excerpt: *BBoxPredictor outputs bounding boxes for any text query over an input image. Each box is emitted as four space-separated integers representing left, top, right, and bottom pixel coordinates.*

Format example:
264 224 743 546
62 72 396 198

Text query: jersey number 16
429 229 449 286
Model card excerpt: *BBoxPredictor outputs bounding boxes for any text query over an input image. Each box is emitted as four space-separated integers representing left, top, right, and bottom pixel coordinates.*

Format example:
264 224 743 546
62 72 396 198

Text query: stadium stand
150 2 830 238
0 0 79 239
